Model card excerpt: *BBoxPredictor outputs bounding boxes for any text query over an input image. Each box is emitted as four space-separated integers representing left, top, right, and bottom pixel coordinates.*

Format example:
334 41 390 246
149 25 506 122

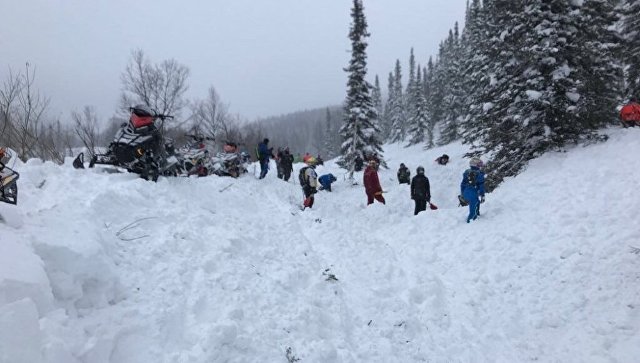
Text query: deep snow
1 129 639 362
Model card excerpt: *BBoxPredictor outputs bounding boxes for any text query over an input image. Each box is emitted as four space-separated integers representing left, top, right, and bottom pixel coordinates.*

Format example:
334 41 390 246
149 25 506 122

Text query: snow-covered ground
1 129 639 363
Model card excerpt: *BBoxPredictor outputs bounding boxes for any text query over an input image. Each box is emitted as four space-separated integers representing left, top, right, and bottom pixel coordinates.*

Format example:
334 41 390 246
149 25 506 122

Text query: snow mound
1 128 639 362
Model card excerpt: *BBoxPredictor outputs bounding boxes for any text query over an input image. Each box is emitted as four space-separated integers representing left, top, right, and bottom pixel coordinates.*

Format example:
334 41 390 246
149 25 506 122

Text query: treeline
375 0 639 190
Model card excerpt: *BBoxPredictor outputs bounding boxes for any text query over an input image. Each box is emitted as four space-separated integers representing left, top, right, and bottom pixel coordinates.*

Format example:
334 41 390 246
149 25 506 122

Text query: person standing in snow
275 147 284 179
299 157 319 209
410 166 431 216
279 147 294 181
397 163 410 184
318 173 337 192
620 97 640 128
257 138 273 179
459 157 486 223
364 160 385 205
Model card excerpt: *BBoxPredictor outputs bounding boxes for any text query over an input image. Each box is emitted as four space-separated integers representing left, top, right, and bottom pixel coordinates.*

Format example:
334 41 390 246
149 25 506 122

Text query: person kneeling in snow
299 157 319 209
364 160 385 205
620 97 640 128
318 173 337 192
459 157 485 223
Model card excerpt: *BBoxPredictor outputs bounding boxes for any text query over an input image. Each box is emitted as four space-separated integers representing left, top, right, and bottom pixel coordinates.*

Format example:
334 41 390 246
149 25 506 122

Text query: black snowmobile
0 149 19 205
74 105 179 181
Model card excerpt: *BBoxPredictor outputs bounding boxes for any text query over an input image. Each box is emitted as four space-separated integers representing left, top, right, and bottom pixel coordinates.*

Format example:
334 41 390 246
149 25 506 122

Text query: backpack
299 166 309 186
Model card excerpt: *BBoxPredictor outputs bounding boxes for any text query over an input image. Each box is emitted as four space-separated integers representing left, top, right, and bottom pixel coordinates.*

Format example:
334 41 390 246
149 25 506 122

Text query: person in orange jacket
620 97 640 128
363 160 385 205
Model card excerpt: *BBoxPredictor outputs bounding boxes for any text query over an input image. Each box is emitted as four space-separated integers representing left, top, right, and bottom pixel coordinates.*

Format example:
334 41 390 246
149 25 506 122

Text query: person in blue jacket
257 138 273 179
460 157 486 223
318 173 337 192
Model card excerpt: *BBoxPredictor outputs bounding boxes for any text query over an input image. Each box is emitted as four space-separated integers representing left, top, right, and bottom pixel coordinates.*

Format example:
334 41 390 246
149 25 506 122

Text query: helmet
442 154 449 160
400 163 406 168
417 166 425 174
263 138 269 144
469 157 483 168
306 156 317 166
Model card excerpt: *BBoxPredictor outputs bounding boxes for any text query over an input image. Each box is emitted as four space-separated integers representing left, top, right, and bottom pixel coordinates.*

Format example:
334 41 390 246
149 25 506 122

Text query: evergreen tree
339 0 384 175
322 108 337 158
405 48 417 126
574 0 624 128
407 67 431 146
382 72 395 140
389 59 406 142
371 74 384 135
623 0 640 96
439 23 464 145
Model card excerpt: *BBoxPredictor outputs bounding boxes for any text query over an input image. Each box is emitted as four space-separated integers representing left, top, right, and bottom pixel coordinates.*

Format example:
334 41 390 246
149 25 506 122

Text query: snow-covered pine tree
438 23 464 145
405 48 417 129
388 59 406 142
622 0 640 97
406 67 432 146
424 60 436 148
483 0 589 189
338 0 384 176
573 0 624 129
322 108 337 158
371 74 384 137
382 72 395 141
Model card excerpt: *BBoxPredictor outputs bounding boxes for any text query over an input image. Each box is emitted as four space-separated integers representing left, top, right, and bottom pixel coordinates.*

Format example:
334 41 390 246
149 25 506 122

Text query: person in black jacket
397 163 410 184
410 166 431 216
280 147 294 181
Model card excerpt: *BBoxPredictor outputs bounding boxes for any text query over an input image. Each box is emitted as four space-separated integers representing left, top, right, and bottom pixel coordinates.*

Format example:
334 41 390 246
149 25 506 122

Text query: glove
311 187 317 194
480 195 485 203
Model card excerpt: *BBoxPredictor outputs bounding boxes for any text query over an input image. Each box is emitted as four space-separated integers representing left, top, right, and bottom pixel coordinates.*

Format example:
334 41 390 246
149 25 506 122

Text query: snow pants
414 198 427 216
303 186 315 209
367 192 385 205
463 188 480 223
259 160 269 179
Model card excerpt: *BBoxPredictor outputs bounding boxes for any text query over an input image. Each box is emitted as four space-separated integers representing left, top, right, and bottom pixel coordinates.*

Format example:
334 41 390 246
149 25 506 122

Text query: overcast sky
0 0 467 123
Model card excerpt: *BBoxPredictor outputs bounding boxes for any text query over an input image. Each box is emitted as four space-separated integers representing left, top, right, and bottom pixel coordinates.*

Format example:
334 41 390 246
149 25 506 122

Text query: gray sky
0 0 466 122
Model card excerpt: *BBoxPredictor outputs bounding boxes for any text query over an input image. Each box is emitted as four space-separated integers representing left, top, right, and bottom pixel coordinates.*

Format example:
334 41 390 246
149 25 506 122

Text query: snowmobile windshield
131 114 154 128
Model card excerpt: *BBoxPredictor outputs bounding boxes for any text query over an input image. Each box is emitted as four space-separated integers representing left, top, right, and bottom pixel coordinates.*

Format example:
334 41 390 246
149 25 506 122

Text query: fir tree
623 0 640 97
371 74 384 135
407 67 431 146
389 59 406 142
574 0 624 128
338 0 384 176
382 72 395 140
405 48 417 127
322 108 337 158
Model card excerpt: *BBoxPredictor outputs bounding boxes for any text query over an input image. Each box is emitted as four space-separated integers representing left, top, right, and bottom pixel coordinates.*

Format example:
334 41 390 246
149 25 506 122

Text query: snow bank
0 128 639 362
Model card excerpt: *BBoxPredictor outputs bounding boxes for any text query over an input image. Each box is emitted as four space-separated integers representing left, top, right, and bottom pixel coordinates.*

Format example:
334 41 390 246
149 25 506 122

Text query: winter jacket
397 166 411 183
318 174 336 189
257 142 271 162
363 166 382 194
460 166 485 197
411 174 431 201
620 102 640 122
280 152 294 171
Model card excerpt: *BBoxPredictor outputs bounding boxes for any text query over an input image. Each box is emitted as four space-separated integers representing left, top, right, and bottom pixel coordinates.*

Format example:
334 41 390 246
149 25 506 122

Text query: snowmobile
73 105 179 181
0 148 19 205
210 142 248 178
176 134 215 177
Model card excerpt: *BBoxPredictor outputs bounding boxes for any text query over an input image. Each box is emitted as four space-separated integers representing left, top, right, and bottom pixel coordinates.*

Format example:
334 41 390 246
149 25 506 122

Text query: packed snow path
1 129 639 362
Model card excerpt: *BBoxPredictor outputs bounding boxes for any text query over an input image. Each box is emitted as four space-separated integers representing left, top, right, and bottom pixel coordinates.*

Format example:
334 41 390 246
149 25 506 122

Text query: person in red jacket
363 160 385 205
620 97 640 128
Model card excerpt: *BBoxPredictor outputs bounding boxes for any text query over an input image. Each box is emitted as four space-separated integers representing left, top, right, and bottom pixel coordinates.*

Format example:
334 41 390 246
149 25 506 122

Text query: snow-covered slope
1 129 639 362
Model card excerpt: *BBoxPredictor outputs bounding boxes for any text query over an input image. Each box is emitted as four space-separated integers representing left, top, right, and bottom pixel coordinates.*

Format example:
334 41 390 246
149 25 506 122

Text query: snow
1 129 640 362
566 91 581 102
526 90 543 100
